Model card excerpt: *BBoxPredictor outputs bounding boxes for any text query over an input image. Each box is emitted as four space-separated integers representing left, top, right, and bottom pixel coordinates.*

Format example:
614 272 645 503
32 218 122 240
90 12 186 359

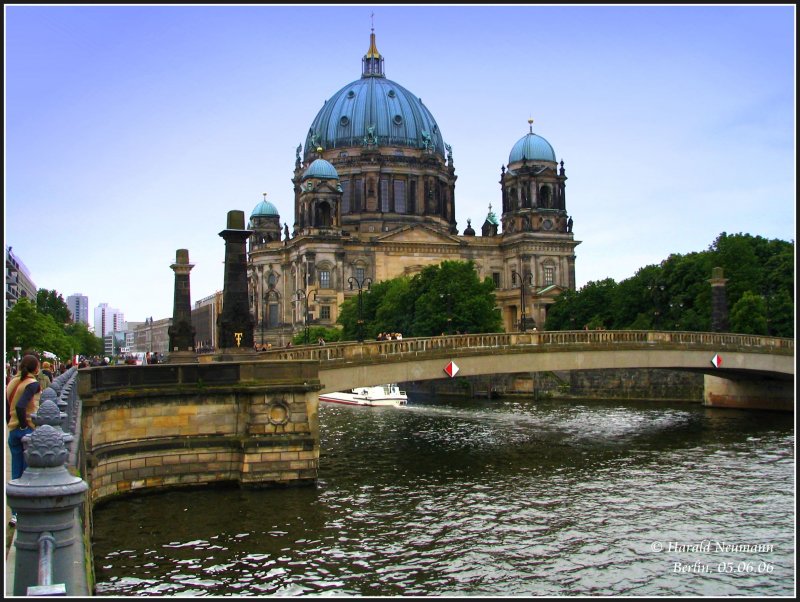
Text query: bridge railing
6 367 91 596
256 330 794 362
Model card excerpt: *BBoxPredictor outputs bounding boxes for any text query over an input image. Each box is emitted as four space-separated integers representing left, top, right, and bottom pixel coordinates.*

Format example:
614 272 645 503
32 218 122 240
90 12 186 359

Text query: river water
92 395 795 596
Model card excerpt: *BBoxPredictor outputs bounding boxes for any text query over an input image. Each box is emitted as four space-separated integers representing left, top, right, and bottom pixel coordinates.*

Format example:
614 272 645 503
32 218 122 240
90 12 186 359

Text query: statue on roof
421 130 432 152
363 124 376 146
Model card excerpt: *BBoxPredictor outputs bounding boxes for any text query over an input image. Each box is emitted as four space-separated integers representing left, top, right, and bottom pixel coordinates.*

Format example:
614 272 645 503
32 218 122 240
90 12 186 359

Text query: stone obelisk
217 210 256 360
166 249 198 363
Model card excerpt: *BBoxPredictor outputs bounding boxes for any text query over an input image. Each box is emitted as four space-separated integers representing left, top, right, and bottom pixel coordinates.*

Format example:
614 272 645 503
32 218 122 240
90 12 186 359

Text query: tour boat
320 384 408 407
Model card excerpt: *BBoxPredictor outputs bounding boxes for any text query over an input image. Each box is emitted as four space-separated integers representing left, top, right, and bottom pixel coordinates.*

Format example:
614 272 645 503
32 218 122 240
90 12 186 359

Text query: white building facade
94 303 126 338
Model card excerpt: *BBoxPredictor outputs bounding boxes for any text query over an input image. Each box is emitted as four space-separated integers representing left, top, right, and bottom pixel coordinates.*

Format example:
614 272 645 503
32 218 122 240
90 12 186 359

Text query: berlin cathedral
246 30 580 345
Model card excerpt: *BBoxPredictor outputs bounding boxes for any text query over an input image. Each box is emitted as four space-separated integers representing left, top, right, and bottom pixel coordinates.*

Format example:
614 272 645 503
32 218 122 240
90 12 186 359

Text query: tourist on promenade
6 354 42 525
41 361 55 382
37 360 53 391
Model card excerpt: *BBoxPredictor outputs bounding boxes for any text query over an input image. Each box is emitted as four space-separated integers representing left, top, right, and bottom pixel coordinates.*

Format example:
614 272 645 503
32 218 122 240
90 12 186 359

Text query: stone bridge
254 330 794 411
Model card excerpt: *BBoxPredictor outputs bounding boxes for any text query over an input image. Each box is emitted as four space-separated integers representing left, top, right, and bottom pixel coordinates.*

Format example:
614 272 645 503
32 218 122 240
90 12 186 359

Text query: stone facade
406 369 705 403
247 33 580 346
78 362 321 505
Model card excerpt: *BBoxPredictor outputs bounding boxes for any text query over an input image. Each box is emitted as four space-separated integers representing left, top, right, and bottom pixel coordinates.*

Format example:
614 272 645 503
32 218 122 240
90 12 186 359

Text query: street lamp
294 288 317 345
511 270 533 331
305 289 317 345
147 317 153 355
348 275 372 343
648 283 666 329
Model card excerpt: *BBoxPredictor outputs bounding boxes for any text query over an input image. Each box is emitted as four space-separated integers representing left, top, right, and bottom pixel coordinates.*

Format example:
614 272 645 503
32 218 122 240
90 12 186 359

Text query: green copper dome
251 198 279 217
304 32 445 161
508 120 556 164
302 158 339 180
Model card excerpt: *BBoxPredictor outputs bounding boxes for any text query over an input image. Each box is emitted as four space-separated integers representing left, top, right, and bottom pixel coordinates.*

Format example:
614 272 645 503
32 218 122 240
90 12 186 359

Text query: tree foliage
36 289 73 325
6 294 104 361
291 325 343 346
545 233 794 337
337 260 503 340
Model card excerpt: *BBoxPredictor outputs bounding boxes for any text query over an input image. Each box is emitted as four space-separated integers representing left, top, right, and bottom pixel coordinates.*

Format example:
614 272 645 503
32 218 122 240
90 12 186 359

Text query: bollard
6 423 88 595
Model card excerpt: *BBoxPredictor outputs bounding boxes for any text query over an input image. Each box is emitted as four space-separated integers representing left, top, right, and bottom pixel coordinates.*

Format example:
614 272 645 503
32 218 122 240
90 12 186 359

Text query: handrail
7 366 87 597
254 330 794 363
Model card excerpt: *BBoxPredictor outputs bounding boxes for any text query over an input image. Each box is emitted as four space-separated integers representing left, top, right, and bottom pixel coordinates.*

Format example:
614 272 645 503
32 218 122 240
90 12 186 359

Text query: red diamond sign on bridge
444 361 460 378
710 354 722 368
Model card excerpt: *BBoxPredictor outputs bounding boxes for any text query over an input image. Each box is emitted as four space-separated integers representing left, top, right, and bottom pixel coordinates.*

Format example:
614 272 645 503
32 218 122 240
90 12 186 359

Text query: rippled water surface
92 397 795 596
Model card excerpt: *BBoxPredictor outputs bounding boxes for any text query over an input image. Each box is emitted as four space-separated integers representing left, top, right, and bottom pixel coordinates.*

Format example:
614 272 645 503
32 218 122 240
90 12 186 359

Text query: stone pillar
709 266 729 332
7 402 88 595
217 210 256 359
167 249 198 363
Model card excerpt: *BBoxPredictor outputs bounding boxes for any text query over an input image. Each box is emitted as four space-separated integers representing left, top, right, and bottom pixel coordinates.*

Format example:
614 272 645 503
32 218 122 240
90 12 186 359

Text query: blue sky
5 4 795 324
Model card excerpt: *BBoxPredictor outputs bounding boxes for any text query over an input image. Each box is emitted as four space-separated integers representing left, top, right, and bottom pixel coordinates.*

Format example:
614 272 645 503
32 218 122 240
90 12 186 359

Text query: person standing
6 354 42 526
38 359 53 392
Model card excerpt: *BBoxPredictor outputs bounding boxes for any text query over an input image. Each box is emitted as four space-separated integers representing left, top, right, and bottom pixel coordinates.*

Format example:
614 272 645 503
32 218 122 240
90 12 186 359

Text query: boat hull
320 385 408 407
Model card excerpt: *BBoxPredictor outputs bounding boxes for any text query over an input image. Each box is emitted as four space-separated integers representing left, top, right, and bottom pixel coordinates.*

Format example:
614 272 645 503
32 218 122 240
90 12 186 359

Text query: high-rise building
5 246 37 312
67 293 90 325
94 303 126 338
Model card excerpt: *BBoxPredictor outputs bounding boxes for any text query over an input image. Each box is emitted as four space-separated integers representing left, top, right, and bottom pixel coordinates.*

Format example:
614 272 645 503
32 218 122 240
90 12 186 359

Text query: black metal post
304 289 317 345
348 276 372 343
649 282 666 329
511 270 532 331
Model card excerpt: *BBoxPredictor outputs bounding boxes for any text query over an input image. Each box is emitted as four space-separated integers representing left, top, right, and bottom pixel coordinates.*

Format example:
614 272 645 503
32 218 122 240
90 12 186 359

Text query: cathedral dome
251 198 279 217
302 158 339 180
508 120 556 164
303 32 445 161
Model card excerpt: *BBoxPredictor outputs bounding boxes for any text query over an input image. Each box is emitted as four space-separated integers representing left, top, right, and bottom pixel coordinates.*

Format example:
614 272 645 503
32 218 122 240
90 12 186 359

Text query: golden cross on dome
528 117 534 133
263 192 267 201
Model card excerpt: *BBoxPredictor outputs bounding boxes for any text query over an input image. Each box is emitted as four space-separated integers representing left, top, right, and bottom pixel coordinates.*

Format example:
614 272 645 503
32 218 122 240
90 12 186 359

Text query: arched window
539 185 552 208
316 201 333 227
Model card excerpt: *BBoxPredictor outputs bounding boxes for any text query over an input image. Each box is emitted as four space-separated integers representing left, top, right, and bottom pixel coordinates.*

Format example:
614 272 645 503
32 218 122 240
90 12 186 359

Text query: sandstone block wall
83 386 320 506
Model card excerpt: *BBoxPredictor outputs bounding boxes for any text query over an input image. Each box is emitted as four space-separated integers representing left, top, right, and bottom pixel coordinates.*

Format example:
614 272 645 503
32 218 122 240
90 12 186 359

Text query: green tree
337 278 402 341
545 232 793 336
407 261 502 337
36 289 73 325
64 321 104 357
545 278 617 330
729 291 768 335
291 325 342 346
337 260 502 340
5 297 72 359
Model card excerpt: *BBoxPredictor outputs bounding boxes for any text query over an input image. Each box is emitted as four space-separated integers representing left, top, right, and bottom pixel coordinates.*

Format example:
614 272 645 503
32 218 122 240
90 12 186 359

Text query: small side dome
508 119 556 164
463 219 475 236
302 158 339 180
251 199 279 217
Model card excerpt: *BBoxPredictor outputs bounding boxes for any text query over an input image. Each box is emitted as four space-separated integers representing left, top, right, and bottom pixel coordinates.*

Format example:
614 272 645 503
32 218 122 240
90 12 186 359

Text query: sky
4 4 796 325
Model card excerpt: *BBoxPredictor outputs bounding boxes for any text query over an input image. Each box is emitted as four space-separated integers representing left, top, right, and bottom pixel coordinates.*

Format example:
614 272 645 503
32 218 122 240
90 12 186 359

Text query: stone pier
78 360 321 505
